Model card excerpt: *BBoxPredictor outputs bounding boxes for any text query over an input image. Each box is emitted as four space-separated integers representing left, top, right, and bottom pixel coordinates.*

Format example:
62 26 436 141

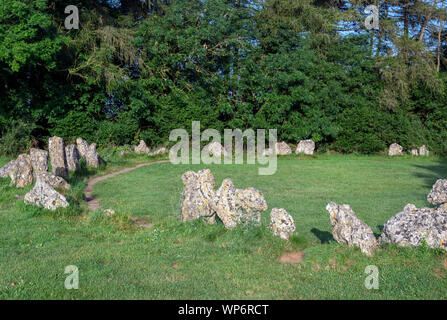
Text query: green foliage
0 120 37 157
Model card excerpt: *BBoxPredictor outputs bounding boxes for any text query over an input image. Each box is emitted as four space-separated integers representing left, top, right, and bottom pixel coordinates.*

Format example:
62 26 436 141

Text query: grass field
1 153 446 299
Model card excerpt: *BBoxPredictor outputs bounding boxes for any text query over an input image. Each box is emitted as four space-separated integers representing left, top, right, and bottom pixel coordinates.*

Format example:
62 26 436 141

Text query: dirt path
84 160 170 211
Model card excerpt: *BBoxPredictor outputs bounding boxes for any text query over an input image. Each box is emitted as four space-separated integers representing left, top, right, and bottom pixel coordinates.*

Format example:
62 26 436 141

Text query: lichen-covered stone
379 204 447 251
325 202 378 256
180 169 217 223
215 179 267 229
37 172 70 191
427 179 447 205
0 160 17 178
76 138 89 160
10 154 34 188
29 148 48 175
85 143 104 168
388 143 403 156
65 144 81 172
135 140 150 154
148 147 166 156
24 177 69 211
419 145 429 156
411 149 419 156
274 142 292 155
295 140 315 155
202 142 228 157
49 136 69 178
269 208 296 240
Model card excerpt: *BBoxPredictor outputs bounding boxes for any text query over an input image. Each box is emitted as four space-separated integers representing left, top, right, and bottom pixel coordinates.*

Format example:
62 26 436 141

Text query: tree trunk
438 20 444 72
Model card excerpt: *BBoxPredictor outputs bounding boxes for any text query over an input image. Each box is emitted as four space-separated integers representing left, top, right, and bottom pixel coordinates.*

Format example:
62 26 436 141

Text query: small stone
180 169 217 223
427 179 447 205
103 209 116 217
24 176 69 211
135 140 150 154
0 160 17 178
10 154 33 188
37 172 70 191
65 144 81 172
325 202 378 256
269 208 296 240
29 148 48 175
148 147 167 156
379 204 447 251
388 143 403 156
419 145 429 156
202 142 228 157
275 142 292 155
295 140 315 155
49 136 69 178
411 149 419 156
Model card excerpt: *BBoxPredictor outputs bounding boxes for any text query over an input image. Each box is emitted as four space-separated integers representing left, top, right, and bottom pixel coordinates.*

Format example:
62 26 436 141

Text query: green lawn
1 154 446 299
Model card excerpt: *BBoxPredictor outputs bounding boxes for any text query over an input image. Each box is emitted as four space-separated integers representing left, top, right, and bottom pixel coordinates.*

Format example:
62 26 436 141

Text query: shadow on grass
310 228 334 244
412 158 447 189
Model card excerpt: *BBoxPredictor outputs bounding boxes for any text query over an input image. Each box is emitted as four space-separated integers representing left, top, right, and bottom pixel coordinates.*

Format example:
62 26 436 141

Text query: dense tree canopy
0 0 446 155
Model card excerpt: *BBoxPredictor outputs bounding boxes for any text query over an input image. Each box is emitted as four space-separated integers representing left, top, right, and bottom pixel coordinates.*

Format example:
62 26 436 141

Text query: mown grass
0 153 446 299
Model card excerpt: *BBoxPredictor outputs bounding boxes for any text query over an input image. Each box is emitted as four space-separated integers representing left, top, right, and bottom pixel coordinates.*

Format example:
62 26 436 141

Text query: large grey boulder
24 177 69 211
202 142 228 157
325 202 378 256
0 160 17 178
379 204 447 251
275 142 292 155
29 148 48 175
388 143 403 156
180 169 217 223
49 136 69 178
295 140 315 155
135 140 150 154
10 154 34 188
37 172 70 191
65 144 81 172
427 179 447 205
269 208 296 240
215 179 268 229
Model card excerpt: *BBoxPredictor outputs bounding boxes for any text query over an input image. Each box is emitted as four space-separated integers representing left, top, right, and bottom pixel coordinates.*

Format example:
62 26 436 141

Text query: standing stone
37 172 70 191
49 136 69 178
202 142 228 157
275 142 292 155
135 140 150 154
0 160 17 178
295 140 315 155
269 208 296 240
180 169 217 223
419 145 429 156
29 148 48 175
411 149 419 156
65 144 81 172
85 143 104 168
24 176 69 211
325 202 378 256
215 179 267 229
148 147 167 156
10 154 34 188
427 179 447 205
379 204 447 251
76 138 89 161
388 143 403 156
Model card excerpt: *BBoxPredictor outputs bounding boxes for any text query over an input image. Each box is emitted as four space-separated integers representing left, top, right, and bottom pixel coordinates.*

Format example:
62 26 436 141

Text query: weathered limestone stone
379 204 447 251
411 149 419 156
0 160 17 178
427 179 447 205
24 177 69 211
215 179 268 229
295 139 315 155
76 138 89 160
388 143 403 156
49 136 69 178
148 147 167 156
180 169 217 223
202 142 228 157
10 154 34 188
419 145 429 156
85 143 104 168
135 140 150 154
38 172 70 191
262 148 273 156
275 142 292 155
269 208 296 240
29 148 48 175
325 202 378 256
65 144 81 172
